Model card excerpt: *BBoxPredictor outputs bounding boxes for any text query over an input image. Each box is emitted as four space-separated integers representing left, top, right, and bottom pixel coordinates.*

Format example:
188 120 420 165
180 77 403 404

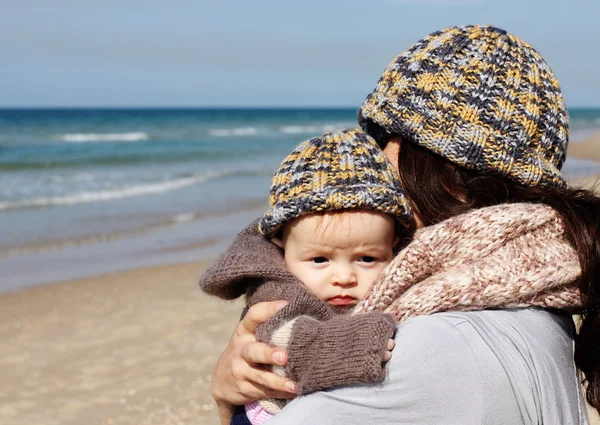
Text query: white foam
208 127 259 137
0 170 232 211
58 132 149 143
279 123 350 134
172 213 196 223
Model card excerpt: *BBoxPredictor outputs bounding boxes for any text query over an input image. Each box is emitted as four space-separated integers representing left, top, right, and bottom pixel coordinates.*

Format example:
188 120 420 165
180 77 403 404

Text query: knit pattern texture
355 203 583 319
259 128 412 237
358 24 569 189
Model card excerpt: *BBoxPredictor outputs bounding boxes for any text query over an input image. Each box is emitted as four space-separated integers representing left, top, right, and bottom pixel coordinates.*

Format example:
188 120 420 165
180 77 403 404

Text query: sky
2 0 600 108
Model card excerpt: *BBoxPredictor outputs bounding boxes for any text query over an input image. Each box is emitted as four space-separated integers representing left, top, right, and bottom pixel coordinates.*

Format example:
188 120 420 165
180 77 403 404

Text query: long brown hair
368 121 600 411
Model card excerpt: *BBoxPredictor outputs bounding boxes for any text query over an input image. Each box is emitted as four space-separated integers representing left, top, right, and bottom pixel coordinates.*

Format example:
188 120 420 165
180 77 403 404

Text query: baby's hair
279 209 411 248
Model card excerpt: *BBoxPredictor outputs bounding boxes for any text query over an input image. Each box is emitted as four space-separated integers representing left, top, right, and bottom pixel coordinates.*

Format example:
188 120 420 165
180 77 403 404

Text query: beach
0 261 244 425
1 131 600 424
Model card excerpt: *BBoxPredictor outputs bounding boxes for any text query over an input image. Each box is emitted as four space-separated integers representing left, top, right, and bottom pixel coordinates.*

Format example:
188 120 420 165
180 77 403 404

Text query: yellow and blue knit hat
258 128 412 238
358 24 569 188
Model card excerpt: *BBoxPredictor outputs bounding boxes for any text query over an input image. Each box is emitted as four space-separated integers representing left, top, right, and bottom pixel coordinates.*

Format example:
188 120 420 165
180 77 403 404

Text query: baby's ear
393 235 401 247
271 237 284 249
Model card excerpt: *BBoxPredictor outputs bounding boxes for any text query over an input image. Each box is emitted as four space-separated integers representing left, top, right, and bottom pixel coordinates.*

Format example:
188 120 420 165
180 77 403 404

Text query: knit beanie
259 128 412 238
358 24 569 189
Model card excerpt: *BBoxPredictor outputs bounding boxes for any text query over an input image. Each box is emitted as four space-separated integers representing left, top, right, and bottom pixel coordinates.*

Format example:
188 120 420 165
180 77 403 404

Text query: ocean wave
279 123 352 134
0 170 233 211
171 212 196 223
208 127 259 137
57 132 150 143
0 150 237 171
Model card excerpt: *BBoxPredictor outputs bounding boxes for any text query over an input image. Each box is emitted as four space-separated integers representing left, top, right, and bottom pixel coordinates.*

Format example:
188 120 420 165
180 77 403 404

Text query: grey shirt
268 308 589 425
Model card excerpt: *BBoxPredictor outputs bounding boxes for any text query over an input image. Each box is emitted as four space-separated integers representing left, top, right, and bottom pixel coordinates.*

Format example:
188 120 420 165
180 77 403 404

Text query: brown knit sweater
199 219 397 399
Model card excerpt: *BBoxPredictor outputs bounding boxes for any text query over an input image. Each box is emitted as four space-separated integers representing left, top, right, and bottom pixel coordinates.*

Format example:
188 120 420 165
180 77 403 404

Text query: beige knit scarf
354 202 584 321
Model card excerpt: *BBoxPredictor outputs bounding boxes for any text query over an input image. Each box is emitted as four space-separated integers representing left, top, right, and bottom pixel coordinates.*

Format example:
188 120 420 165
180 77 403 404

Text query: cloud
383 0 483 5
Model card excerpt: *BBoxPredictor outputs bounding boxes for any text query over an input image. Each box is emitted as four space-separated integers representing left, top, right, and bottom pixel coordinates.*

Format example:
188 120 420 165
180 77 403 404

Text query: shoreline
0 203 267 293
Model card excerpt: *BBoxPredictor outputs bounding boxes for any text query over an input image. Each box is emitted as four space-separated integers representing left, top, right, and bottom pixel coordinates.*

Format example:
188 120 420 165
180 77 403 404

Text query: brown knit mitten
281 312 397 394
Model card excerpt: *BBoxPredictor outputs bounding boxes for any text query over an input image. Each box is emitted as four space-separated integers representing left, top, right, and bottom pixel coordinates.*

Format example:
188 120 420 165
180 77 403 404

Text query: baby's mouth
327 295 357 306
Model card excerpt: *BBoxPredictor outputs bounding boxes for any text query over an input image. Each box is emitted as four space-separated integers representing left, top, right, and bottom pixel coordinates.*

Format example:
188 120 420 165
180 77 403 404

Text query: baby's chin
328 303 357 315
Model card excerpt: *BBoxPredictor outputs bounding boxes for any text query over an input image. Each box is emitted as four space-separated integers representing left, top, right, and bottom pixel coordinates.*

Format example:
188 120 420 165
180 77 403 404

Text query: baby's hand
383 338 395 362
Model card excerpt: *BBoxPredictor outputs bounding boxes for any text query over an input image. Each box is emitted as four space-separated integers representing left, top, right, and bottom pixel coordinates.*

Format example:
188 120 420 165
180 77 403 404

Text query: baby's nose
332 266 357 286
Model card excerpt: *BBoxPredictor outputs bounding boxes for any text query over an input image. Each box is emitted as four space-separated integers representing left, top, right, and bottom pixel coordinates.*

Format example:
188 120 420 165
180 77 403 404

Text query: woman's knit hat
259 128 412 238
358 24 569 189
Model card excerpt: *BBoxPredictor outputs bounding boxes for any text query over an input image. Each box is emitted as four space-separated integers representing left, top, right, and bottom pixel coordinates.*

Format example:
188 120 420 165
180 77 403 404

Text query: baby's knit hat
358 24 569 189
259 128 412 238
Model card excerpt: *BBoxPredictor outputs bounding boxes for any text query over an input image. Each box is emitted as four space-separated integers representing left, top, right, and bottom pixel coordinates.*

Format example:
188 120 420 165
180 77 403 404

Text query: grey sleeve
266 314 520 425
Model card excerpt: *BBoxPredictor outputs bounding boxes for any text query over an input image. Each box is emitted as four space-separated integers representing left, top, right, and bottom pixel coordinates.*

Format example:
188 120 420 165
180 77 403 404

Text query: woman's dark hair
367 121 600 412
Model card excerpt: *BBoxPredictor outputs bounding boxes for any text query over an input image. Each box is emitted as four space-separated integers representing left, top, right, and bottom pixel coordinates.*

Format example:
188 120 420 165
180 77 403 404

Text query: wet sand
2 133 600 425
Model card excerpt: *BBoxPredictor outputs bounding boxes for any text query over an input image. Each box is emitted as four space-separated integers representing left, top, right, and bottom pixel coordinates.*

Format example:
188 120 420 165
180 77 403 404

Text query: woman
209 25 600 424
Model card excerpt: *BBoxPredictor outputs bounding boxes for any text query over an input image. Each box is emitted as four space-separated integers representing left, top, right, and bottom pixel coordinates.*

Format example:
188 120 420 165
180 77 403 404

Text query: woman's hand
212 300 297 424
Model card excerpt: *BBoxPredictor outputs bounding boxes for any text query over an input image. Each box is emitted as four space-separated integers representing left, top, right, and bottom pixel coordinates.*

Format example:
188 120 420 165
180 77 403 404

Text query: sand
0 261 244 425
569 132 600 163
567 132 600 193
2 133 600 425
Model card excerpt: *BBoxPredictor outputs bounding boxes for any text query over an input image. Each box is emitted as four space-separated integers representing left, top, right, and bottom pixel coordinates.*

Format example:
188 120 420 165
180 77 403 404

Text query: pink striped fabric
245 401 275 424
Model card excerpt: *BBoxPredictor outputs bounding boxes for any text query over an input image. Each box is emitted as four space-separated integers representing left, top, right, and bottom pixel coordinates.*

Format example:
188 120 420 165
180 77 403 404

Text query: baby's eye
360 256 376 263
311 257 328 264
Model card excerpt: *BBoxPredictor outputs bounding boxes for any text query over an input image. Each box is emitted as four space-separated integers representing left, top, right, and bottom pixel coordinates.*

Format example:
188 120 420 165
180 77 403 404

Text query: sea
1 107 600 292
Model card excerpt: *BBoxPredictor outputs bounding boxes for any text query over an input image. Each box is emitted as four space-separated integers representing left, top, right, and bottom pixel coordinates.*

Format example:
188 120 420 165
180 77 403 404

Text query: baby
200 128 413 424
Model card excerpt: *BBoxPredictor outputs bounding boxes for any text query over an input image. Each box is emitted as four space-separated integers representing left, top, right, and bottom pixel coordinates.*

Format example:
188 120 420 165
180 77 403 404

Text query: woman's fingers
239 342 296 394
215 356 296 402
241 341 289 367
245 366 297 397
240 300 288 335
211 300 295 406
236 380 296 401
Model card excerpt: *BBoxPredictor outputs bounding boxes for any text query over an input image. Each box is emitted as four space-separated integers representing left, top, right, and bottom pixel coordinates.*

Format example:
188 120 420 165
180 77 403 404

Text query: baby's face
275 210 397 310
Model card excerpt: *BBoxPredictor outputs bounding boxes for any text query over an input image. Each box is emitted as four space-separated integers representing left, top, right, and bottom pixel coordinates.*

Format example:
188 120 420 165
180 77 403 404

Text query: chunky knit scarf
355 202 584 320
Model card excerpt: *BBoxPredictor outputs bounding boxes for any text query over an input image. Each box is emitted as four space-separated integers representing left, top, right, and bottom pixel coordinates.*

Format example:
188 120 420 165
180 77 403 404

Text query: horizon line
1 105 599 110
0 105 360 110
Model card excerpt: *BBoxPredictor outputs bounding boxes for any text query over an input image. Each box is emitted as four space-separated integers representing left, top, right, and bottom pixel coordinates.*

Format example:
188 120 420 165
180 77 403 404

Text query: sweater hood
199 219 299 300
